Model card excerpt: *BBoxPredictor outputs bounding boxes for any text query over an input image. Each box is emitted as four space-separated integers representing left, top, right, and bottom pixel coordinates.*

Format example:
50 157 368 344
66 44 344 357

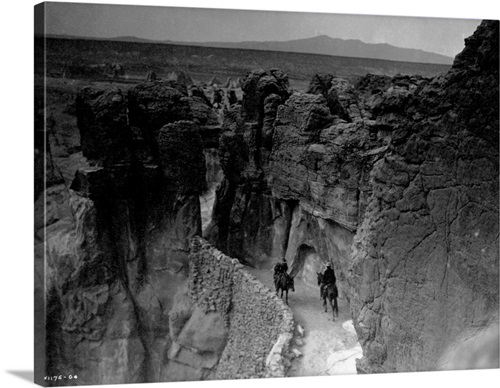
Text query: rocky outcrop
206 20 499 375
306 73 349 120
348 20 499 373
187 97 219 126
39 79 212 385
241 69 291 123
75 87 130 164
128 80 192 134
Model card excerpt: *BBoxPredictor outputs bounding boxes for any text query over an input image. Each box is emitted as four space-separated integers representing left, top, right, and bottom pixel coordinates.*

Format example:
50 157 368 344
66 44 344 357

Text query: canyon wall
206 20 499 373
348 20 499 373
36 80 212 385
36 75 296 384
205 68 392 295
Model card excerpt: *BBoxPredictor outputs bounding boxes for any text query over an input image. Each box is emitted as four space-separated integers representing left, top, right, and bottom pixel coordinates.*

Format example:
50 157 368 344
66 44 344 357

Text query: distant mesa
196 35 454 65
43 33 454 65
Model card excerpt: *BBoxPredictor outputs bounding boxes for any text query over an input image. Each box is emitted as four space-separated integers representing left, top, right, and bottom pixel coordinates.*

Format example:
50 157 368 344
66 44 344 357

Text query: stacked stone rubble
167 237 295 379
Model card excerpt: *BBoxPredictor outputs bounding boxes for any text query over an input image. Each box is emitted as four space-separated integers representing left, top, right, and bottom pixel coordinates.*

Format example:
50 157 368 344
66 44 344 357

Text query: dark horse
317 272 339 320
274 272 295 305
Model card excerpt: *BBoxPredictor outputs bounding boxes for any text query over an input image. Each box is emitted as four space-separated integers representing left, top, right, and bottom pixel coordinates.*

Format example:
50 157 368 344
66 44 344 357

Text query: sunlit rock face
348 20 499 373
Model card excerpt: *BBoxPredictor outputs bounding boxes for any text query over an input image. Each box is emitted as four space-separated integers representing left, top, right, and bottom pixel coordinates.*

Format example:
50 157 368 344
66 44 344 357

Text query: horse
274 272 295 305
317 272 339 320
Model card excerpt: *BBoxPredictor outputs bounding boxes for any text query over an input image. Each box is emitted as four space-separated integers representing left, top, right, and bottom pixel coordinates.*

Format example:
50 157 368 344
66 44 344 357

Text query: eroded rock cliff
348 19 499 373
37 79 210 384
206 20 499 373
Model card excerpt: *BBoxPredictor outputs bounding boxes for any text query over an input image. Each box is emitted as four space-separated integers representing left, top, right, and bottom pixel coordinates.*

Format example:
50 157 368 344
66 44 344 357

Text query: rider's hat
282 256 287 262
326 263 331 268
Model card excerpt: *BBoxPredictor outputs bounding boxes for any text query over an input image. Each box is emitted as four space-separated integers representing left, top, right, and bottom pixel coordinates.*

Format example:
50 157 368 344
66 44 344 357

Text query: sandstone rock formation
205 20 499 374
348 19 499 373
206 67 390 287
38 80 211 385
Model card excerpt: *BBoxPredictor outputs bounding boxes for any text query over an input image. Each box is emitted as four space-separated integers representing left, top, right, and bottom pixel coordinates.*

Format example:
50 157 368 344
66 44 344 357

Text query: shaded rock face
348 20 499 373
204 72 294 267
41 80 212 385
75 87 130 164
207 20 499 374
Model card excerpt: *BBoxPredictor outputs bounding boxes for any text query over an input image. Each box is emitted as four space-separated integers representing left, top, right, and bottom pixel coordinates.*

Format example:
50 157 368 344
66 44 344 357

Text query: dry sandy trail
246 267 362 377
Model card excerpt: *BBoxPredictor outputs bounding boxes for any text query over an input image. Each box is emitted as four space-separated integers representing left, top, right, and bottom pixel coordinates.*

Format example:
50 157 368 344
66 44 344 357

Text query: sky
40 1 483 58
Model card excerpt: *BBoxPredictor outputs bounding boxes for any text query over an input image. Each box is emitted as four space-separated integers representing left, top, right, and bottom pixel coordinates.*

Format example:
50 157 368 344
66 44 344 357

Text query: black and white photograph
1 1 499 388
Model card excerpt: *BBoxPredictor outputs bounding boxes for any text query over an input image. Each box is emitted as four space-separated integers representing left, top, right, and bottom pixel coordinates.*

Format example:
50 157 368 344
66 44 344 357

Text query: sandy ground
246 267 362 377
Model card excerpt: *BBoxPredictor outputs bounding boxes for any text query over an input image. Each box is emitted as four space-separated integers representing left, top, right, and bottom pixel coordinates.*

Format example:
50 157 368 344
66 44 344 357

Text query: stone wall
167 237 295 380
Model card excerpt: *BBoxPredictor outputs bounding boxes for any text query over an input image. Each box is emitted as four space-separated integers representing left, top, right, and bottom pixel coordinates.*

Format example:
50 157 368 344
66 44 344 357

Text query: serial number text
44 375 78 381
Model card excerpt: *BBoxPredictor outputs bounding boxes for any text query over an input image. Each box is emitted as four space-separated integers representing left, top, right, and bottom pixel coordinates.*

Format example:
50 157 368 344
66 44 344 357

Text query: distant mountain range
44 34 454 65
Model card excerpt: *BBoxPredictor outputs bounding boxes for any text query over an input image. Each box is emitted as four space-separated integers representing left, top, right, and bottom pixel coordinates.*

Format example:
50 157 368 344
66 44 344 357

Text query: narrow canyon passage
246 266 362 376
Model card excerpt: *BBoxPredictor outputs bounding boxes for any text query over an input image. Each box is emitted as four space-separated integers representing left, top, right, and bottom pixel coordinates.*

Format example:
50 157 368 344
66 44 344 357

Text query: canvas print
34 1 499 386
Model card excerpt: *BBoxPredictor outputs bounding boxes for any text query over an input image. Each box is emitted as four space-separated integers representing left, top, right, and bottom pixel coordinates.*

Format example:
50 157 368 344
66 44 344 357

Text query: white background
1 0 498 387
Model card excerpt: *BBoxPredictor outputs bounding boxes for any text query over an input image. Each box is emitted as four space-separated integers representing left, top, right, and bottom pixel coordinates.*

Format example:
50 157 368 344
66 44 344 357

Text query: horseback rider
273 257 288 286
320 263 336 299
